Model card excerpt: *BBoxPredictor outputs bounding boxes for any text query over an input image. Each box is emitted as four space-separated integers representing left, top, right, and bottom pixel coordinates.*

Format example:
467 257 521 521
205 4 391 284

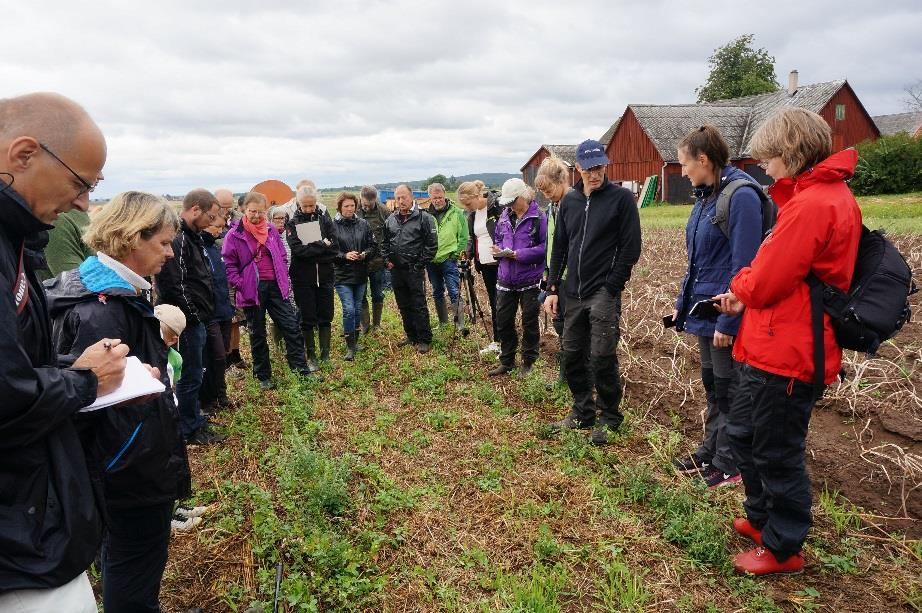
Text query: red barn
520 144 580 188
604 75 880 203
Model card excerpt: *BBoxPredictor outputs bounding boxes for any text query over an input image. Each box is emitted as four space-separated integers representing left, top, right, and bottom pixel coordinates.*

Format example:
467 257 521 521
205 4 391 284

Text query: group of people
0 88 862 612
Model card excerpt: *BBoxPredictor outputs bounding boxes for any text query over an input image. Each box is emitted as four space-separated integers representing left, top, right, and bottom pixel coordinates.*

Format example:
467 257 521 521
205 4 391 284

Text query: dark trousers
176 322 206 436
480 264 500 340
391 266 432 344
200 319 230 406
244 281 308 382
101 501 174 613
495 287 540 367
726 364 817 561
694 336 738 474
561 288 623 426
291 280 334 330
363 269 386 305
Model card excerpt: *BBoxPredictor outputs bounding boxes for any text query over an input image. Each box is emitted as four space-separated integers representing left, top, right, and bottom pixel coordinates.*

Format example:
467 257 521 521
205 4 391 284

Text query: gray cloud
3 0 920 197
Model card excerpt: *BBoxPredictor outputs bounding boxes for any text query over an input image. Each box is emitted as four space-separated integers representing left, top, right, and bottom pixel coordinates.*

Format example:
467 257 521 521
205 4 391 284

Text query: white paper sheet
295 221 322 244
80 355 166 412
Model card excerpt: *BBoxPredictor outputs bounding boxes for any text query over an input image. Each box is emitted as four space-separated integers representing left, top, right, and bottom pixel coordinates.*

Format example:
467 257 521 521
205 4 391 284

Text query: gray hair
427 182 445 194
361 185 378 201
296 185 318 201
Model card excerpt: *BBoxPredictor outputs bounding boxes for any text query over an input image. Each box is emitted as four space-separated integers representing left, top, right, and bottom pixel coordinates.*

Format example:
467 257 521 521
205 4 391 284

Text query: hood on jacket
769 149 858 207
45 258 140 317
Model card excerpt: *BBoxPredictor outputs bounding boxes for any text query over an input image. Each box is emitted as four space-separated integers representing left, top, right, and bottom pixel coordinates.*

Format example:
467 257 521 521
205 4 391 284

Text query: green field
640 191 922 233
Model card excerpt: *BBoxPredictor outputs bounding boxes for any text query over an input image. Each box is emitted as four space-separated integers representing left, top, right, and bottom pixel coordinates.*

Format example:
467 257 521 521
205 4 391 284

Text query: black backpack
807 226 917 395
712 179 777 240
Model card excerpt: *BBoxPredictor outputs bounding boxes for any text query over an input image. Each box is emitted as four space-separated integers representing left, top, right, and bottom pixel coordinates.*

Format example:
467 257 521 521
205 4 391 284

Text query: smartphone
689 298 721 320
662 314 676 329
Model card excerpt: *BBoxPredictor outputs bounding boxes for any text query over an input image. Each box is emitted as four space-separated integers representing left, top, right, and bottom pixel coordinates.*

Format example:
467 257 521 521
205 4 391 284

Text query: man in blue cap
543 139 642 445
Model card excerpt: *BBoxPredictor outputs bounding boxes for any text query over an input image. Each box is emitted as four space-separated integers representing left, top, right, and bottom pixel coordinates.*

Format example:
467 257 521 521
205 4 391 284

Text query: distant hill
321 172 518 193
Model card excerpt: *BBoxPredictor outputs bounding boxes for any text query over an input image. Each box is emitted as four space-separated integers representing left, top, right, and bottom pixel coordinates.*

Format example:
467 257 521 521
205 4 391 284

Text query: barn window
836 104 846 121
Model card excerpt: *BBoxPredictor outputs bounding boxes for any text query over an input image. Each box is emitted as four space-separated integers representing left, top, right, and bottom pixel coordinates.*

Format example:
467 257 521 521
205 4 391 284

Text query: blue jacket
202 232 234 322
675 166 763 337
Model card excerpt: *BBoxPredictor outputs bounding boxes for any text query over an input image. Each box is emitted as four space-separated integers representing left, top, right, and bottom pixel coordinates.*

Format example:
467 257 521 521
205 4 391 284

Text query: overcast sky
4 0 920 197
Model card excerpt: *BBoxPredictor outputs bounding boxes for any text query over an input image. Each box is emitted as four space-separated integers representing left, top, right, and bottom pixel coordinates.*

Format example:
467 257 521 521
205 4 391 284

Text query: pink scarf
242 216 269 245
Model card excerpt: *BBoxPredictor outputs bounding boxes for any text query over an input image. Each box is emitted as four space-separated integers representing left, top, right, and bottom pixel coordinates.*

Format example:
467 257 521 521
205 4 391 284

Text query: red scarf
242 216 269 245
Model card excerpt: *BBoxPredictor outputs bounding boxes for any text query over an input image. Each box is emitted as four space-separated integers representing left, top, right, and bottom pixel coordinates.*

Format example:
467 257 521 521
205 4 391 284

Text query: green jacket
431 202 469 264
36 209 94 281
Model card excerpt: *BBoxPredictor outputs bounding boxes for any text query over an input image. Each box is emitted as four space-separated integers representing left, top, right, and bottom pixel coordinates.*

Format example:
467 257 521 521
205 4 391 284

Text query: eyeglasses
39 143 98 197
583 165 606 175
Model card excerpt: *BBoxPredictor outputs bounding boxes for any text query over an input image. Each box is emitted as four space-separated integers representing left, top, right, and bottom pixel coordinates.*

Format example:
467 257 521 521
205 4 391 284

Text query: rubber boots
434 296 449 327
344 331 357 361
318 326 331 362
372 302 383 329
361 305 371 334
303 327 319 373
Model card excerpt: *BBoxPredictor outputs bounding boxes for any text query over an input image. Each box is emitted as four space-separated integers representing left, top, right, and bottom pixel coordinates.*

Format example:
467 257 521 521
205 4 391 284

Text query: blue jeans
426 258 460 304
335 283 367 333
176 322 206 436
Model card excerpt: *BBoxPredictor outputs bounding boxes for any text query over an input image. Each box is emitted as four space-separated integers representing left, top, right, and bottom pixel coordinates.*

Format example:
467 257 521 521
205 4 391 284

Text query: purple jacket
493 200 547 290
221 219 291 307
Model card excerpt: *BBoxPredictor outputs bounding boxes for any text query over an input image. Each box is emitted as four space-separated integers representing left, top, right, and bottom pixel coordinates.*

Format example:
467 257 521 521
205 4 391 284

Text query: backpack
807 226 917 395
711 179 777 240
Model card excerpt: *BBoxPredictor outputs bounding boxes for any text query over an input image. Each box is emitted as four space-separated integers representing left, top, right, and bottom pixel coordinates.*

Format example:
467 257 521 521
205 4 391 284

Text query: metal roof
873 111 922 136
628 80 847 162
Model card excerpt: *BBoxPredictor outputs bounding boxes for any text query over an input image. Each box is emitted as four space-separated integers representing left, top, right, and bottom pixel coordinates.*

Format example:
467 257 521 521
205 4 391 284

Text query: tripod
455 259 492 340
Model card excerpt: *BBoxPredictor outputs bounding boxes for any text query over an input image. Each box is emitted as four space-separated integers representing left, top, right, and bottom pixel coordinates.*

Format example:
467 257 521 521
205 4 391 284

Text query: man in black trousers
381 184 438 353
544 139 642 446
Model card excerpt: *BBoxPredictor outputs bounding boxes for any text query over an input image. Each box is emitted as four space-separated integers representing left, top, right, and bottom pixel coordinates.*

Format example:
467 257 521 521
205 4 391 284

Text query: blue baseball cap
575 139 609 169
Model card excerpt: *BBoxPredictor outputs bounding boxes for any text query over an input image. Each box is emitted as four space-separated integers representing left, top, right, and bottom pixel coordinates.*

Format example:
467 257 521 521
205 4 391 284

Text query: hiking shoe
479 341 501 355
733 547 803 576
416 343 431 354
701 468 742 489
397 338 415 347
259 379 273 391
733 517 763 547
518 363 533 378
488 364 516 377
171 516 202 532
548 415 594 431
591 425 612 446
673 453 710 474
175 506 208 519
186 427 225 446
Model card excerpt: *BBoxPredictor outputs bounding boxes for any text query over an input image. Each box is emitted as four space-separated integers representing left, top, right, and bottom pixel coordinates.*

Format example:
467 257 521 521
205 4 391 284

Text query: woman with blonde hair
45 191 191 612
715 107 862 575
457 179 503 353
534 156 574 383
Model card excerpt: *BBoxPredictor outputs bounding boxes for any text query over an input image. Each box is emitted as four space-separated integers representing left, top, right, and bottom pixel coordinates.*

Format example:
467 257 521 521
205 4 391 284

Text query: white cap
498 178 528 205
154 304 187 337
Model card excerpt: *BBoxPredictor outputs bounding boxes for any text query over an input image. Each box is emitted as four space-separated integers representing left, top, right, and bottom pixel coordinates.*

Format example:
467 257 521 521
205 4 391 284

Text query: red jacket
730 149 862 384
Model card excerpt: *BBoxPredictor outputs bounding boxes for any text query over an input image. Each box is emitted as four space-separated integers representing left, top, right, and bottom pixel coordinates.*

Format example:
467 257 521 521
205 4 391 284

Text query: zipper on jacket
577 196 591 300
106 422 144 472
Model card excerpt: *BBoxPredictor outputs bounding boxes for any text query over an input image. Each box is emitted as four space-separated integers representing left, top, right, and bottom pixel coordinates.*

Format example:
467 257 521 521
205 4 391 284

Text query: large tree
695 34 780 103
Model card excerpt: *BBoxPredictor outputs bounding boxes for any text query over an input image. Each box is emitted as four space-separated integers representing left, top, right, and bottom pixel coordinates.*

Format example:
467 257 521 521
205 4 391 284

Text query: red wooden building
601 75 879 202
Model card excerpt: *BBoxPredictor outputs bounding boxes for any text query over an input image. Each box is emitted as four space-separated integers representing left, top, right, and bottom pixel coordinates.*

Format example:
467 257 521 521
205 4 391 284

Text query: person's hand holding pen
72 338 130 396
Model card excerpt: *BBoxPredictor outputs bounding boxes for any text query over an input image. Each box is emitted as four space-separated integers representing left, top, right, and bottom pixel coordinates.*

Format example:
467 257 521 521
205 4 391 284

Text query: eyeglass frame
39 142 98 197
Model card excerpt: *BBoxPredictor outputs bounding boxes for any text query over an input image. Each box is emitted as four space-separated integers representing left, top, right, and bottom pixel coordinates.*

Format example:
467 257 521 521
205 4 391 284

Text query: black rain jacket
46 266 191 512
0 187 100 592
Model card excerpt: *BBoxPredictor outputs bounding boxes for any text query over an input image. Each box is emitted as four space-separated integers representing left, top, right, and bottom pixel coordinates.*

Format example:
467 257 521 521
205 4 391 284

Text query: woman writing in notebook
44 191 192 612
